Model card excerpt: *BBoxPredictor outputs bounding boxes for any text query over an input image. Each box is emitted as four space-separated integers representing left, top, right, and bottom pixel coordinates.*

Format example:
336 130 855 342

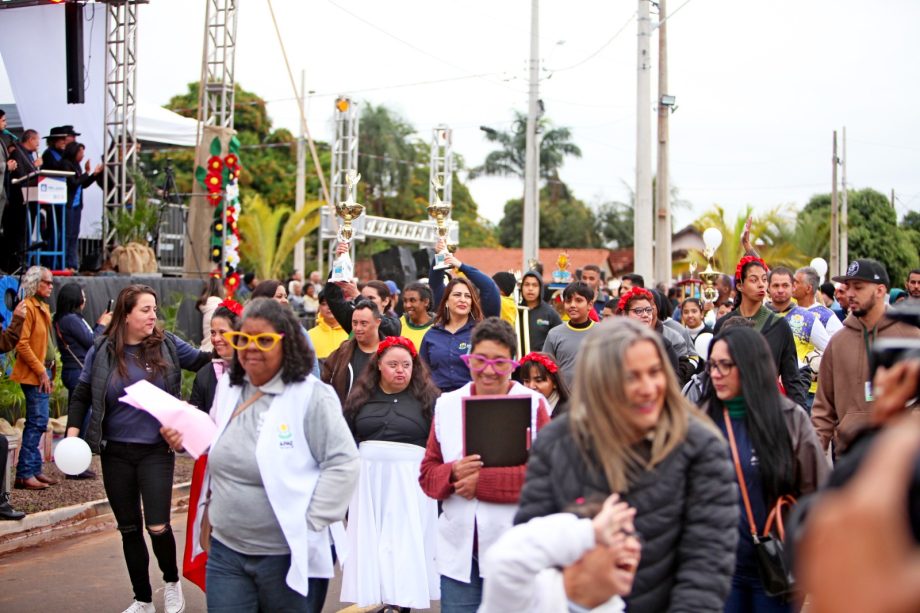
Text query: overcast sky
3 0 918 231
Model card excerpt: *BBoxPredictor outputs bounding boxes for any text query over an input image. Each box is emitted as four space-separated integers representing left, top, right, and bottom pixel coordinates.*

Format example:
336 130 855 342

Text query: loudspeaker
372 246 418 289
413 247 434 280
65 2 85 104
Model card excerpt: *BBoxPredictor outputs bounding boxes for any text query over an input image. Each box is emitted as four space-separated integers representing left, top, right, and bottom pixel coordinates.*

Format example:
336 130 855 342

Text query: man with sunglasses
322 300 383 405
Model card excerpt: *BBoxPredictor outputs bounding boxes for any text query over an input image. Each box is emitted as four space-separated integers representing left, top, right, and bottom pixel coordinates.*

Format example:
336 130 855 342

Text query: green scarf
724 396 747 419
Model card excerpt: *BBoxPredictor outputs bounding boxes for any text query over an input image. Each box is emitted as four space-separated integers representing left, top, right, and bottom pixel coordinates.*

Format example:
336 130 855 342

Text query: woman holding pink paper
66 284 212 613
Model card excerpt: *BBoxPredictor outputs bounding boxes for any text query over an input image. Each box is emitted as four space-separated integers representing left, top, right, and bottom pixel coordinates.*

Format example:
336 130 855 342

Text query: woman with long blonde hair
515 318 739 613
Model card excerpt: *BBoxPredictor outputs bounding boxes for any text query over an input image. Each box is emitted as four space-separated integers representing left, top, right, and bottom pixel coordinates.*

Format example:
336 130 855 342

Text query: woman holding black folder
340 335 443 611
419 317 550 613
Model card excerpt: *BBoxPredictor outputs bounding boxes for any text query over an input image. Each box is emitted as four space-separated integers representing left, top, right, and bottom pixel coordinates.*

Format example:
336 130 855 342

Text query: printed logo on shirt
278 423 294 449
535 318 550 327
458 342 469 351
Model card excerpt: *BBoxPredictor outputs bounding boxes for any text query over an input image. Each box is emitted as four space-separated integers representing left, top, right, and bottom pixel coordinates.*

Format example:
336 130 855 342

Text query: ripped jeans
101 440 178 603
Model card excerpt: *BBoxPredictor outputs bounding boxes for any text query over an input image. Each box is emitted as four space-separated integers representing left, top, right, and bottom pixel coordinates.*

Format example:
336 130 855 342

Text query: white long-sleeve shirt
479 513 626 613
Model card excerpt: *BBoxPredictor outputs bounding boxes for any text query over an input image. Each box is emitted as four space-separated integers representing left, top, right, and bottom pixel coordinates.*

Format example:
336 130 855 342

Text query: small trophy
428 178 453 269
552 251 572 285
330 170 365 282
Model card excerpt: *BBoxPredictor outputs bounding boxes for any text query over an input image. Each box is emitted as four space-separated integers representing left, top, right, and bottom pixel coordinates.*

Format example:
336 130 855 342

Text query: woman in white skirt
341 336 443 612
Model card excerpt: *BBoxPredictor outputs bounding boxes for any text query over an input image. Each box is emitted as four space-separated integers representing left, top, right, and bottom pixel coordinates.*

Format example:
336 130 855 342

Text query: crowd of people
0 236 918 613
0 117 102 273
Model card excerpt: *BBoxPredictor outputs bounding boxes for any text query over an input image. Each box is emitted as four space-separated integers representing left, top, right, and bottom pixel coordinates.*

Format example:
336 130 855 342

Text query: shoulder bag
723 407 798 600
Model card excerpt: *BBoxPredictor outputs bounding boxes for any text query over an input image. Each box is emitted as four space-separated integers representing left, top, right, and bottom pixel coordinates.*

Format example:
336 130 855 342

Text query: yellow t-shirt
399 314 433 351
308 319 349 359
499 295 518 328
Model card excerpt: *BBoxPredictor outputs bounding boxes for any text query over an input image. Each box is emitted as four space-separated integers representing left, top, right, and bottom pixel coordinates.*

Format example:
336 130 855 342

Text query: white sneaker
164 581 186 613
122 601 155 613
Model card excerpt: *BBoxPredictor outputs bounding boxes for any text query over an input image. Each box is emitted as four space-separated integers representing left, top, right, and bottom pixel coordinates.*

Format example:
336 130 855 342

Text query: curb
0 481 191 556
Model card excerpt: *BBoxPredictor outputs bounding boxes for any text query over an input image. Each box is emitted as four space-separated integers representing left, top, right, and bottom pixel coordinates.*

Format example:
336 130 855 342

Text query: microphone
2 129 19 143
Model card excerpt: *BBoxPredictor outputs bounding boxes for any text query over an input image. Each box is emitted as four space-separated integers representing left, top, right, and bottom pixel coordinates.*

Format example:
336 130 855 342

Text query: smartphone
106 299 114 313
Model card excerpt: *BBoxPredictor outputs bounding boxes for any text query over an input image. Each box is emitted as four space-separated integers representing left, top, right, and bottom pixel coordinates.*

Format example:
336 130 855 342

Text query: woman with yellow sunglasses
162 297 359 613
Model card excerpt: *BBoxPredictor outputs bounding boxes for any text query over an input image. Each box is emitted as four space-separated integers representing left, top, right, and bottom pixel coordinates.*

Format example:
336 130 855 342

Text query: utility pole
891 188 896 208
634 0 654 282
294 69 306 276
654 0 671 285
839 125 847 270
522 0 540 271
830 130 839 277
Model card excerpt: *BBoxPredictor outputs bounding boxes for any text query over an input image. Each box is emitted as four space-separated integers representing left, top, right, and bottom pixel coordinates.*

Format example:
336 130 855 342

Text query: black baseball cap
832 258 890 287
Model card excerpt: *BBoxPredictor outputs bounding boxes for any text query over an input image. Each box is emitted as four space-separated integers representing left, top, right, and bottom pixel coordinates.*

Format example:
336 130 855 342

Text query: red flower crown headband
520 352 559 374
617 287 654 313
735 255 769 282
217 299 243 317
376 336 418 358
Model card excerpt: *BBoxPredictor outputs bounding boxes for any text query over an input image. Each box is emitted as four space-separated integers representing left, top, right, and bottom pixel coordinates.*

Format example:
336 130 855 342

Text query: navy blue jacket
429 263 501 319
419 318 477 393
53 313 104 371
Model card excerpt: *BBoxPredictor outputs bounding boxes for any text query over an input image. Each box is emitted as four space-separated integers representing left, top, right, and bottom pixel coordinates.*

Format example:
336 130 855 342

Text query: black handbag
724 408 797 600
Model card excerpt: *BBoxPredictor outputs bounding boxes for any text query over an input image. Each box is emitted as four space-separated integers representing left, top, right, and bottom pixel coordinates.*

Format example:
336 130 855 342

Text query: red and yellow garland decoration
196 136 244 298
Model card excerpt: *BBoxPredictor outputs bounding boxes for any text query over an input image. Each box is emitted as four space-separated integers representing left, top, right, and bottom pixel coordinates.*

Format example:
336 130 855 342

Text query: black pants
101 440 179 603
0 435 8 494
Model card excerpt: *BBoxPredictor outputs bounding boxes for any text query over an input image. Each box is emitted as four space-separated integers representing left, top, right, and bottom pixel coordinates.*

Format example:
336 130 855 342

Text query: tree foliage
799 189 919 283
498 182 601 248
468 111 582 183
237 193 322 280
692 204 808 271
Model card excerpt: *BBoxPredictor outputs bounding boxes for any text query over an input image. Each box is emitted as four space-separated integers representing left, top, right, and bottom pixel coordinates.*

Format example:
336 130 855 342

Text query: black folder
462 395 533 467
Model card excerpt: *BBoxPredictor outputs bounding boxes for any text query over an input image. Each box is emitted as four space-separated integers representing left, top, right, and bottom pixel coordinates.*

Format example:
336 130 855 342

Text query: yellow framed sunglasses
221 331 285 352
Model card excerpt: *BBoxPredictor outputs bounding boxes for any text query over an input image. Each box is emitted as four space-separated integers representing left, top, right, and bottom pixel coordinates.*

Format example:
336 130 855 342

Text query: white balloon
54 437 92 475
810 257 828 279
702 227 723 251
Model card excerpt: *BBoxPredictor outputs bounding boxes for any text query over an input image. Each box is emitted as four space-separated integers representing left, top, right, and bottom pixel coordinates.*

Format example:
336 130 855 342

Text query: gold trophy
330 170 365 282
428 178 453 269
698 228 723 303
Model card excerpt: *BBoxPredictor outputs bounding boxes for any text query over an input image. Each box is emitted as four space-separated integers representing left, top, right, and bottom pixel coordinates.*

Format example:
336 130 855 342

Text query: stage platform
0 274 207 345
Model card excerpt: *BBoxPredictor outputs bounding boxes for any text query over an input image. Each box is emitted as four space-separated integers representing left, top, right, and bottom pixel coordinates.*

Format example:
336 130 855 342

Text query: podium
12 169 75 270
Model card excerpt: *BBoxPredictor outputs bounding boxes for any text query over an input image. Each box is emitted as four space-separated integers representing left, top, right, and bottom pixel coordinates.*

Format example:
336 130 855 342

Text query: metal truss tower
101 0 141 247
198 0 238 129
320 97 360 250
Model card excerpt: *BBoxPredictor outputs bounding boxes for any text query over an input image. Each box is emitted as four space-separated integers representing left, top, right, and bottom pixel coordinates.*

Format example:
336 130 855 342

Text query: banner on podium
37 177 68 205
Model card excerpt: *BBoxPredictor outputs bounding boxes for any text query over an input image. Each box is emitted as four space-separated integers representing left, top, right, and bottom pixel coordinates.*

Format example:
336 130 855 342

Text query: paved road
0 510 439 613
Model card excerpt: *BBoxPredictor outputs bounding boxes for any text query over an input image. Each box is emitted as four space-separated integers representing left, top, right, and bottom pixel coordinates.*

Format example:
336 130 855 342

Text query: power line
325 0 526 95
549 11 636 73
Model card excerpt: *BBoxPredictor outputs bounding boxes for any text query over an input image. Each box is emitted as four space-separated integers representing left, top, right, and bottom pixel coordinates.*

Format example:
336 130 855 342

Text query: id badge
864 381 874 403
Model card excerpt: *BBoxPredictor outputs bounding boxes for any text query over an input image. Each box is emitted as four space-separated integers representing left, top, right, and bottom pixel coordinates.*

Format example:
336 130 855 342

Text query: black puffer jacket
515 414 739 613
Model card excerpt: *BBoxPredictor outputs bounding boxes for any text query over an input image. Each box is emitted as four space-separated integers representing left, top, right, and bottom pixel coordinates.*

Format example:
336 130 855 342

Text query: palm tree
689 205 809 273
238 194 322 280
468 111 582 188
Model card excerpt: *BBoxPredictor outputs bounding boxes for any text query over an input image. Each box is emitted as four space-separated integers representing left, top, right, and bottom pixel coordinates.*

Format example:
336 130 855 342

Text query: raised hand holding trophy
330 170 365 282
428 178 453 270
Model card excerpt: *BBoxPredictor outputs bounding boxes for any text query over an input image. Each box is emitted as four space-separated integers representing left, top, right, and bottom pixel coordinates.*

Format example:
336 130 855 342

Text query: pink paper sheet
120 380 217 459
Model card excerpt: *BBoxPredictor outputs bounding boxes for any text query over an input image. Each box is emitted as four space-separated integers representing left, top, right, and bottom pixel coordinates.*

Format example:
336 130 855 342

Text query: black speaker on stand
413 247 435 280
372 246 418 289
65 2 85 104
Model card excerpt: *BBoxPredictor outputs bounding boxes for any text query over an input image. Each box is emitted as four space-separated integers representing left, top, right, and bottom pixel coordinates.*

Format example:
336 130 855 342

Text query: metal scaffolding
101 0 141 247
320 97 360 252
198 0 238 129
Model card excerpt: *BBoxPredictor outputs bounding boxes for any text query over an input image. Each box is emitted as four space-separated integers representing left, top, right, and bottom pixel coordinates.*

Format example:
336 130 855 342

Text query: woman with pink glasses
419 317 550 613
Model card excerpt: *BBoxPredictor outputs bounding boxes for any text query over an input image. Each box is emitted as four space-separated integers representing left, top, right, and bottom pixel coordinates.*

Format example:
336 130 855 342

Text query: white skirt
340 440 440 608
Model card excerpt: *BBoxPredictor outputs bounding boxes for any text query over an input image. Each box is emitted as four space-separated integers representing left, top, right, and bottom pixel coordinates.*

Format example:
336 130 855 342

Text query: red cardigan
419 384 550 503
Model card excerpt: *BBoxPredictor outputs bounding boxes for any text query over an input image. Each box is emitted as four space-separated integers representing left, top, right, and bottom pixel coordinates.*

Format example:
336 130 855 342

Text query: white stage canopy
0 4 198 238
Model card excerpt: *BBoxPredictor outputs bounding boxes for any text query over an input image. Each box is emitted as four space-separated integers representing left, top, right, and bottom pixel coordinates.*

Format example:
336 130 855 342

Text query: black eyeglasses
705 359 736 377
628 307 654 317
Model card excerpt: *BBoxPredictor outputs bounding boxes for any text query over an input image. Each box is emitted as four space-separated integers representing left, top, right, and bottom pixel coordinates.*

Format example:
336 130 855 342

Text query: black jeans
101 440 179 603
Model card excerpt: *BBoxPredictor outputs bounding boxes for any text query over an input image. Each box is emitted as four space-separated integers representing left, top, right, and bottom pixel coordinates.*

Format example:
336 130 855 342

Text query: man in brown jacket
812 259 920 455
12 266 57 490
321 300 382 405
